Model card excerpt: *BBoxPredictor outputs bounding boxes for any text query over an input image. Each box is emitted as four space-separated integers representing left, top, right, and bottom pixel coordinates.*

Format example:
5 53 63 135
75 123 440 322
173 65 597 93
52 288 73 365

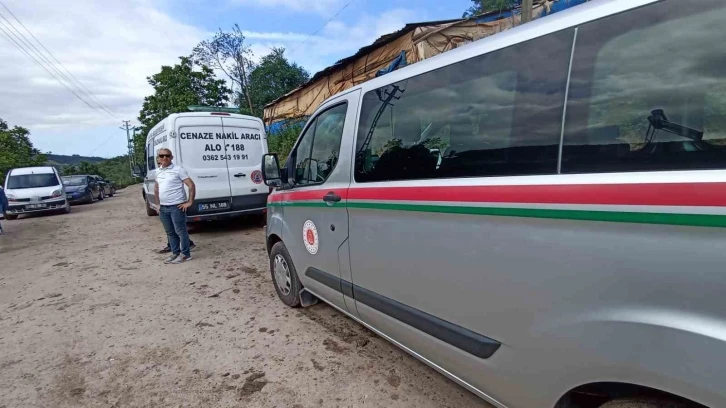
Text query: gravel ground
0 186 492 408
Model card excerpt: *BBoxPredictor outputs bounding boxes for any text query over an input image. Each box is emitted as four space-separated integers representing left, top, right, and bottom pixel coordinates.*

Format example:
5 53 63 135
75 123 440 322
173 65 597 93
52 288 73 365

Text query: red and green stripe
268 183 726 228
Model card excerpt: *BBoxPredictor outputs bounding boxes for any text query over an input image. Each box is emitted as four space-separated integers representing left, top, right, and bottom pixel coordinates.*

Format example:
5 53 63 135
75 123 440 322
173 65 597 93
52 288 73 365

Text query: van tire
145 198 157 216
599 399 687 408
269 241 302 308
109 188 115 197
98 190 105 201
5 214 18 220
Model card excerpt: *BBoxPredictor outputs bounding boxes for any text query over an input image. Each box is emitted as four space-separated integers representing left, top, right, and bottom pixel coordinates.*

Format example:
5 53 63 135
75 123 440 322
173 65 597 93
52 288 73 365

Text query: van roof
146 112 264 142
9 166 56 175
169 112 260 119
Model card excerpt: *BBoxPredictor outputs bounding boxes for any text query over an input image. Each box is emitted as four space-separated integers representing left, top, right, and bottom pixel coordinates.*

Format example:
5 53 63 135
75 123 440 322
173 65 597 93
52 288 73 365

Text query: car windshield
7 173 59 189
62 176 87 186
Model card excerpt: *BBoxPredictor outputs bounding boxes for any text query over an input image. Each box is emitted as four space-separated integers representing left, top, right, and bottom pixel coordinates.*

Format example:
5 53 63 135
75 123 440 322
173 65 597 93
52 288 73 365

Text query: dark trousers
159 205 190 257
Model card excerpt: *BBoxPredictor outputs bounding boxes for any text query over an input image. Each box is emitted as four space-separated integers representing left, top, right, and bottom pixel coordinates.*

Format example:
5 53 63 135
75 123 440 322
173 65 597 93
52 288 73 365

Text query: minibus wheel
269 241 302 307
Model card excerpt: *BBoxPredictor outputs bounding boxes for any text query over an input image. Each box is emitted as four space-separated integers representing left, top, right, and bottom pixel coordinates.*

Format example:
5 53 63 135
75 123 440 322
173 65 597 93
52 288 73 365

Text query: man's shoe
158 245 172 254
164 254 180 264
189 242 197 252
171 255 192 264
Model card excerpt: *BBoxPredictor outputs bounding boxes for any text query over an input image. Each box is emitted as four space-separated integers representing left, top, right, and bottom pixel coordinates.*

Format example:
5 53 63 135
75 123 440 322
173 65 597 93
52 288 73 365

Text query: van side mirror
132 165 145 178
262 154 282 187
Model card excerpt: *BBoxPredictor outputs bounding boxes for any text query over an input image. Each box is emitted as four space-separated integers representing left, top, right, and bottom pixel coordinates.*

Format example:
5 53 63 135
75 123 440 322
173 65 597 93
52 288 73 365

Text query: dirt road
0 187 492 408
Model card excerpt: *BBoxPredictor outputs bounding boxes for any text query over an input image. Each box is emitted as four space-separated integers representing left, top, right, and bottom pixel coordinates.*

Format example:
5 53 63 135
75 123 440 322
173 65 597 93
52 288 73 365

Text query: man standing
155 157 196 253
155 148 195 263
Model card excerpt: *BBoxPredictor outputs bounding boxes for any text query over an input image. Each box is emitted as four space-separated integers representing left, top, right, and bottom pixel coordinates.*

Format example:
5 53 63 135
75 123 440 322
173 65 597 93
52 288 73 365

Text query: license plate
198 201 229 212
67 195 73 199
27 203 47 209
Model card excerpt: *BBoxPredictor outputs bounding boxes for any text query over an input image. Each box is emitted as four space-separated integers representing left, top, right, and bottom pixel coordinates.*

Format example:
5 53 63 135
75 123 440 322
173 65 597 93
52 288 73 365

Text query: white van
136 111 269 221
4 166 70 219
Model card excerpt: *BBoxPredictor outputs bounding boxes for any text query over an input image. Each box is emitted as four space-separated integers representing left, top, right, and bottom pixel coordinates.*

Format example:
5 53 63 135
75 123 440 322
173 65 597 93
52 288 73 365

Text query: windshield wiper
645 109 704 144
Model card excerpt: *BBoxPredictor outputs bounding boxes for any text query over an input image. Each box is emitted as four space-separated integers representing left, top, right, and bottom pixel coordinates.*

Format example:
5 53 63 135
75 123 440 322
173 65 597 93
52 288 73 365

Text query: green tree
267 120 305 164
0 118 46 182
61 157 137 189
245 47 309 118
193 25 255 115
96 156 136 188
60 164 76 175
135 56 231 165
60 161 102 177
463 0 518 17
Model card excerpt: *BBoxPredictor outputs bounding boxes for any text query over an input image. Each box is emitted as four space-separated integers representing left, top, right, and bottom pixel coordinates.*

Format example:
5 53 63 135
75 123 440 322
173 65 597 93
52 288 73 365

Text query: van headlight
7 194 16 202
51 190 62 198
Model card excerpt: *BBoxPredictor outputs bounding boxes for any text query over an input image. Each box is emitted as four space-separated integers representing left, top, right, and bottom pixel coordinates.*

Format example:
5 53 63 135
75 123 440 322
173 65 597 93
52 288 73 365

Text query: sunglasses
158 154 171 158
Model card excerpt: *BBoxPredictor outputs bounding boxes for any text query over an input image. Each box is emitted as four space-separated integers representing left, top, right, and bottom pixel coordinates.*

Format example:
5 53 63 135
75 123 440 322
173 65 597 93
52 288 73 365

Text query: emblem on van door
303 220 319 255
250 170 263 184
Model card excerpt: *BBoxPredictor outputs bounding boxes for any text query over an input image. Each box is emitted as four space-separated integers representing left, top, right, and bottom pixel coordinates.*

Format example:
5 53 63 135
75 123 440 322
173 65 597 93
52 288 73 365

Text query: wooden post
521 0 533 24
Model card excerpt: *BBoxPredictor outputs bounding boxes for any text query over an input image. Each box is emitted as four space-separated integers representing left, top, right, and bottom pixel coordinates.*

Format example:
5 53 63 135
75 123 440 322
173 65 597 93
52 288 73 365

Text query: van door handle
234 173 246 178
322 192 341 203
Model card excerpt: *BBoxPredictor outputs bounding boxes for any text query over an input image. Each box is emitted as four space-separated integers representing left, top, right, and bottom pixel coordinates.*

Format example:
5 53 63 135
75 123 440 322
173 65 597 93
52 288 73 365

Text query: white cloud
0 0 207 156
266 8 422 74
229 0 344 16
0 0 421 157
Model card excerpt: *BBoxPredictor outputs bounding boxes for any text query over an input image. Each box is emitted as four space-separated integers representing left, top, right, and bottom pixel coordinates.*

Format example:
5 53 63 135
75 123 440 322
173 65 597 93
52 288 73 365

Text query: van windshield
7 173 59 189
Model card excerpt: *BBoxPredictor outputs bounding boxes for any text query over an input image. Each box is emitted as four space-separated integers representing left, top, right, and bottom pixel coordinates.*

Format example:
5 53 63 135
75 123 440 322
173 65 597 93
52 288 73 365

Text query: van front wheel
269 242 302 308
145 197 157 217
5 214 18 220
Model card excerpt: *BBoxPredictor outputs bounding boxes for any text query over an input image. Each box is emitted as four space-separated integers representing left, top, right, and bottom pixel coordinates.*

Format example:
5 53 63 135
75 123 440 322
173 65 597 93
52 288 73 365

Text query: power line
288 0 355 56
0 21 104 114
0 0 117 118
88 133 118 155
0 13 99 111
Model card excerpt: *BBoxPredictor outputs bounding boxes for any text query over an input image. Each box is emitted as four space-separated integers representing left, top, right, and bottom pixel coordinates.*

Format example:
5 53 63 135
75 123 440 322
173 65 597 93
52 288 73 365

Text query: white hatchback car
4 166 70 219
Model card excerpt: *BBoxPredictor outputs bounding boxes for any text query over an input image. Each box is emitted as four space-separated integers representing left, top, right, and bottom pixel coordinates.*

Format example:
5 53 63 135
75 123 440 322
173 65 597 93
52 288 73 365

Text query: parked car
4 166 70 219
90 175 114 198
105 179 117 193
61 175 102 204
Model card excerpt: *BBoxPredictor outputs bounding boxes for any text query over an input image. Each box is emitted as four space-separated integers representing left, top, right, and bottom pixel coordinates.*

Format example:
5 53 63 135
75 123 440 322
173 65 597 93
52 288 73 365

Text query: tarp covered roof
264 0 583 125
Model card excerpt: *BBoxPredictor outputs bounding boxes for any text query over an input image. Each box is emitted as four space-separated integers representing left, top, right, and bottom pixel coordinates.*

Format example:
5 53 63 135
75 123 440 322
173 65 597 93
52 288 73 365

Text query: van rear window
561 0 726 173
7 173 59 189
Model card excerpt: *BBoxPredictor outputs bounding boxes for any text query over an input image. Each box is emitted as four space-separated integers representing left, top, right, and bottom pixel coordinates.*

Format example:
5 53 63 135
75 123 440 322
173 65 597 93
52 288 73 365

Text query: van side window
147 143 155 171
562 0 726 173
293 103 347 185
354 29 573 183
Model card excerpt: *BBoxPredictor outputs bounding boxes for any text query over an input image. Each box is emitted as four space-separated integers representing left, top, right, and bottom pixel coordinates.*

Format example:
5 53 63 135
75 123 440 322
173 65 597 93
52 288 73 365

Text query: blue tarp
376 51 408 77
266 117 308 135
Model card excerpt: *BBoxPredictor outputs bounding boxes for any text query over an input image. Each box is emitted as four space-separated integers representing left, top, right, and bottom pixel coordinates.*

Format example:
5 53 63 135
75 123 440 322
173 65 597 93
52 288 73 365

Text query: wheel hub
273 254 292 296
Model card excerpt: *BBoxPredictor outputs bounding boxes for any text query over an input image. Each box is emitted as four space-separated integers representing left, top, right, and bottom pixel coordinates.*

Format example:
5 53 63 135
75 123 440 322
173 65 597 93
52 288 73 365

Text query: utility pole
521 0 533 24
120 120 135 175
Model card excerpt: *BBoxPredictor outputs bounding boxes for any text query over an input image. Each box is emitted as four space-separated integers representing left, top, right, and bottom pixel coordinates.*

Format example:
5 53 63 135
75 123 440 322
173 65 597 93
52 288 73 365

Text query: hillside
45 154 106 166
54 155 138 189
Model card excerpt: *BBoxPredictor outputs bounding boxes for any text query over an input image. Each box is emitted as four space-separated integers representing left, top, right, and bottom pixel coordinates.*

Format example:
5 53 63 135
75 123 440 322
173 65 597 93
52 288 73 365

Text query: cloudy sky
0 0 469 158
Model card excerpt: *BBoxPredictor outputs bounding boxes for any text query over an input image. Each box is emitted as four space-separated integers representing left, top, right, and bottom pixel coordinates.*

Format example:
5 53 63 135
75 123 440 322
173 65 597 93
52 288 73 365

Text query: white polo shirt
156 163 190 205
